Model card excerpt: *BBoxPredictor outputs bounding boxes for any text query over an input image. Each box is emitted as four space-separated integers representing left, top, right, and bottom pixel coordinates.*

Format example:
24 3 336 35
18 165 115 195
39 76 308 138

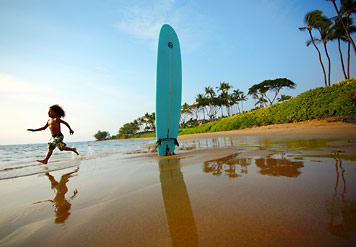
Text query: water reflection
255 155 304 177
203 153 304 179
203 154 251 179
159 159 198 246
326 157 356 239
34 168 79 224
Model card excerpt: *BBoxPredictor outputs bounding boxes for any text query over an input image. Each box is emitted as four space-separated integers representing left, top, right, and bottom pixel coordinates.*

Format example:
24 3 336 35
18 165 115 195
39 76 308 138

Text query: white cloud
114 0 211 53
115 0 172 40
116 0 176 36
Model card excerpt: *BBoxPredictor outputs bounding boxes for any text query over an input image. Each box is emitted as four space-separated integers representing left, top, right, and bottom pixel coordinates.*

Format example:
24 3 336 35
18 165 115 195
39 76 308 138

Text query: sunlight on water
87 146 96 159
0 139 156 180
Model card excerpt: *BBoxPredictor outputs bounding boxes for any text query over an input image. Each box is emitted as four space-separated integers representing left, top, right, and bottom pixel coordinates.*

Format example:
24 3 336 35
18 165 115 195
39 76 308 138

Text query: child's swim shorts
48 133 66 151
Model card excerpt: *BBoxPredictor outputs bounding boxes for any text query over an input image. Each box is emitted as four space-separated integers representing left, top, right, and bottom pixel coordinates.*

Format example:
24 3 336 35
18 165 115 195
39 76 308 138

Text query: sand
1 120 356 246
178 118 356 140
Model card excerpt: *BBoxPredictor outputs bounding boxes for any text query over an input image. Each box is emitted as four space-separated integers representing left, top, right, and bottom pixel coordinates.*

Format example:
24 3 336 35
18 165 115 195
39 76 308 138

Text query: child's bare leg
63 147 79 155
37 147 54 165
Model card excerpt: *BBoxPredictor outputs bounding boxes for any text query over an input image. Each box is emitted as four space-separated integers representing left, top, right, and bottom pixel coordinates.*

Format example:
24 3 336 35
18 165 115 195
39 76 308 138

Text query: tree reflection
34 168 79 224
159 159 198 246
326 158 356 239
255 155 304 177
203 153 304 179
203 154 250 179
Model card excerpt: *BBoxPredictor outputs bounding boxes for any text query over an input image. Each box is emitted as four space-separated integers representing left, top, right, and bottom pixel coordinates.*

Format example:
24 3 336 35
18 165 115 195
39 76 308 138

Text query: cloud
114 0 210 53
115 0 175 40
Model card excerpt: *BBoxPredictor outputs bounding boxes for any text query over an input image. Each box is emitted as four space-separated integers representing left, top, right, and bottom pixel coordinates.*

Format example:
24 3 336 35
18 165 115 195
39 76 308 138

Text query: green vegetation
94 79 356 140
247 78 296 106
179 79 356 135
93 130 110 141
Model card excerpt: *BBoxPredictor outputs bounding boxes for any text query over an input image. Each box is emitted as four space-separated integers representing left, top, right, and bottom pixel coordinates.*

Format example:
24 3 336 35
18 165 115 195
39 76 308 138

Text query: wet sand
1 121 356 246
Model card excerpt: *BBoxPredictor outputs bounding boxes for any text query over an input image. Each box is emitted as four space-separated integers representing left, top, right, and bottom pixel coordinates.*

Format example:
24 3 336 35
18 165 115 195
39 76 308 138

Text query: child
28 104 79 164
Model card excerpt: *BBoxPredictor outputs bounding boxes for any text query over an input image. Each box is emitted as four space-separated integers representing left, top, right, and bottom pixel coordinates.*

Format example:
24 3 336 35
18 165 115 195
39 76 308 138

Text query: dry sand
178 118 356 140
1 120 356 246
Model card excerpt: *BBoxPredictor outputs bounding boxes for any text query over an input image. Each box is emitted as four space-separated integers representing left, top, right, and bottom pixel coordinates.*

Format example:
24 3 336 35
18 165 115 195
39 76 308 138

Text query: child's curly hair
50 104 65 118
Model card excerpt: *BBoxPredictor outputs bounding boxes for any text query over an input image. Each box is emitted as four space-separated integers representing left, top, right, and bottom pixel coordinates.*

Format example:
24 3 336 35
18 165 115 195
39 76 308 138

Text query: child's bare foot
36 160 48 165
73 148 79 155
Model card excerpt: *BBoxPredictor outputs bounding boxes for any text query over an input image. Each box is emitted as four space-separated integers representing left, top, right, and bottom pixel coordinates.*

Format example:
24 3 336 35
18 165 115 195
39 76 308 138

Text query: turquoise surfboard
156 24 182 156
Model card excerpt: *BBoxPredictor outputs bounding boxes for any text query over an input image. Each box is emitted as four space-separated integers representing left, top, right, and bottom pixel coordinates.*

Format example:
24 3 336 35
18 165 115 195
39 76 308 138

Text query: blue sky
0 0 355 145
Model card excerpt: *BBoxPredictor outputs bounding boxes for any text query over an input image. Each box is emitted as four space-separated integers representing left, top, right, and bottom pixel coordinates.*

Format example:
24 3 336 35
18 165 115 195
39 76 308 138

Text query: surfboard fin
156 138 179 147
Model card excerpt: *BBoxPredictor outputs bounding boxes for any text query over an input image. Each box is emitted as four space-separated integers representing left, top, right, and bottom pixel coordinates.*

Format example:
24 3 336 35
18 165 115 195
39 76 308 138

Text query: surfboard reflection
159 159 198 246
34 168 79 224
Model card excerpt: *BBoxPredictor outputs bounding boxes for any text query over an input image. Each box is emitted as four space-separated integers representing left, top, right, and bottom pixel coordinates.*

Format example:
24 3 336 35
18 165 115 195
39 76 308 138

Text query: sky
0 0 355 145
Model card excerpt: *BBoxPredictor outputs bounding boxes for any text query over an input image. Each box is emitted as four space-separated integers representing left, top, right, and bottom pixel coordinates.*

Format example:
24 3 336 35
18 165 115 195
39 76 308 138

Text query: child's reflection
45 167 79 224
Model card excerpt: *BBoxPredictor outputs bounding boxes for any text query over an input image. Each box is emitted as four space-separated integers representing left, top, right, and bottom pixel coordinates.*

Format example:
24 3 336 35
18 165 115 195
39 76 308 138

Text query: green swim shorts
48 133 66 151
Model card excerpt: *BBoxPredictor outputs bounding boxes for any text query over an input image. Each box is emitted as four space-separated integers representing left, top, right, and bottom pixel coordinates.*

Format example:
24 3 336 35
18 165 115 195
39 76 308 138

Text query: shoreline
178 117 356 140
117 117 356 141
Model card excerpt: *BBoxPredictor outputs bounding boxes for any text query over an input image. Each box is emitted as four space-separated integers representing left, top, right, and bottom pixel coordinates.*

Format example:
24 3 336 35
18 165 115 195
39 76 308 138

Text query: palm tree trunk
347 16 351 79
323 42 331 86
337 39 347 80
332 1 356 55
348 41 351 79
309 29 327 87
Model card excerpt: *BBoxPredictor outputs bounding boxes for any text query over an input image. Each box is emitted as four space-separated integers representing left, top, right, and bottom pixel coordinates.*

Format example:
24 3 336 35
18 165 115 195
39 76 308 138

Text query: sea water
0 139 157 180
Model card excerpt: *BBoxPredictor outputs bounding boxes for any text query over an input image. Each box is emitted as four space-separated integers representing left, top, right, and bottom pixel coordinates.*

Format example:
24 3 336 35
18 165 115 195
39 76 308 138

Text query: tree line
94 78 296 140
94 112 156 140
299 0 356 87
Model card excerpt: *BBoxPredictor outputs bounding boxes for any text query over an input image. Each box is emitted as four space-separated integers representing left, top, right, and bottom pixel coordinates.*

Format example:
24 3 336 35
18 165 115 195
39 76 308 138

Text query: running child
28 104 79 164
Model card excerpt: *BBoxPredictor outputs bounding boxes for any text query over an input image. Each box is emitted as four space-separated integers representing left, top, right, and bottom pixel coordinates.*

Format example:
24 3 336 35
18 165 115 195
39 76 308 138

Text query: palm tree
299 10 328 87
217 82 232 116
340 0 356 76
331 17 349 79
255 95 268 108
142 112 155 131
180 103 193 127
195 93 207 120
239 92 247 113
313 11 333 86
327 0 356 55
204 86 218 119
190 103 200 121
232 89 243 114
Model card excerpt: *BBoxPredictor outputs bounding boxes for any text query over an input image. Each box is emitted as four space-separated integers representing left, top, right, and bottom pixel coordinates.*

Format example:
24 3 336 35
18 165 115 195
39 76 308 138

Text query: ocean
0 137 244 181
0 139 159 180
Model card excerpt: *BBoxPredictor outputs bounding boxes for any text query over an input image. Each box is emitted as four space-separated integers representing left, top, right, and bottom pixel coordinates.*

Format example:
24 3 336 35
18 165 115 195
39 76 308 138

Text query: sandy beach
1 120 356 246
178 118 356 140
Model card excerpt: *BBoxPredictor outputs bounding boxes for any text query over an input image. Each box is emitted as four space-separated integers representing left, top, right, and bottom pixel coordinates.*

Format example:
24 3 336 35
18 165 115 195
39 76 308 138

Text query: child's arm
60 119 74 135
27 122 49 132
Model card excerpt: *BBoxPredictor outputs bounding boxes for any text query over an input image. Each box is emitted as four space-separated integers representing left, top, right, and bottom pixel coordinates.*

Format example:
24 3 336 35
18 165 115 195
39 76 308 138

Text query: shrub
178 78 356 136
